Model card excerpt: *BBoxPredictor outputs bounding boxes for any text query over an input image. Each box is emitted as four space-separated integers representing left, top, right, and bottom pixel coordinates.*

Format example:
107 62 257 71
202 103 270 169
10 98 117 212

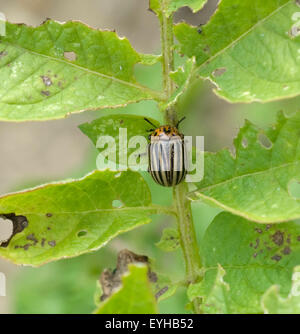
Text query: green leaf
261 265 300 314
79 114 159 167
0 20 162 121
155 227 180 252
196 212 300 314
188 264 230 314
0 170 169 266
189 111 300 223
94 264 157 314
175 0 300 102
150 0 207 18
162 57 196 110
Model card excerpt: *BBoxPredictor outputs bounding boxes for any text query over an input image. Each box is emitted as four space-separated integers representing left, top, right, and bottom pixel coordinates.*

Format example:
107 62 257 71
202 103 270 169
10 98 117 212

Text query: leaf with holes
175 0 300 102
261 265 300 314
94 264 157 314
188 264 229 314
189 111 300 223
150 0 208 18
0 170 171 266
194 212 300 314
79 114 159 167
0 20 162 121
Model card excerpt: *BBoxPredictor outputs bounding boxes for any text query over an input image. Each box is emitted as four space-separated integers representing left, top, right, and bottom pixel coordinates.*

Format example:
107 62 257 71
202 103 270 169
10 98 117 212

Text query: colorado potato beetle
145 117 187 187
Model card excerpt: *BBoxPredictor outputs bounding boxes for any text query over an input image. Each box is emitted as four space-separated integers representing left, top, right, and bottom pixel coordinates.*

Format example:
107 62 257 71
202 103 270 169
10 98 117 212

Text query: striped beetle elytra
145 117 187 187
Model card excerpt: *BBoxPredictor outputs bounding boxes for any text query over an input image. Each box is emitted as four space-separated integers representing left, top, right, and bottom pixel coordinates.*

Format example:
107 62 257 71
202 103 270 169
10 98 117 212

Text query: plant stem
173 183 202 313
159 2 202 313
160 6 177 126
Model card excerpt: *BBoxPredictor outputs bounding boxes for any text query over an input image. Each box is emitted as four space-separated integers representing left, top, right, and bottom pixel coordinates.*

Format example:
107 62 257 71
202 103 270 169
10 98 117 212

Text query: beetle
144 117 187 187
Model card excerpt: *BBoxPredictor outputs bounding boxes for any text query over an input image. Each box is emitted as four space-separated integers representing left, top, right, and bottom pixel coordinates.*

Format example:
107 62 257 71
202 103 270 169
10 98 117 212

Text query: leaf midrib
192 160 298 194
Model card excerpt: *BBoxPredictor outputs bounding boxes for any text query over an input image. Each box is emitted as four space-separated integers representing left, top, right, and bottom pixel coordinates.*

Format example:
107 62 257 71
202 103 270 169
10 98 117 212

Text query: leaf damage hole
288 179 300 199
112 200 124 208
0 214 28 248
289 25 300 38
258 133 272 149
0 217 13 245
64 51 77 61
212 67 227 77
242 138 248 148
41 75 52 87
77 230 88 237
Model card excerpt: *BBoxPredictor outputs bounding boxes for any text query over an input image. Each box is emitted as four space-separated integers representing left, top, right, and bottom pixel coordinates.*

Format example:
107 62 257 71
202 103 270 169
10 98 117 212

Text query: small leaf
189 111 300 223
150 0 207 18
261 265 300 314
198 212 300 314
188 264 230 314
0 170 167 266
94 264 157 314
0 20 162 121
175 0 300 102
155 227 180 252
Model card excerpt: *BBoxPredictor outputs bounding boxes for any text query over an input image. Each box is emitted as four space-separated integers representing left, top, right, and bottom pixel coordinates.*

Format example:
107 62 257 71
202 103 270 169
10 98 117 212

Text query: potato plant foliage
1 0 300 314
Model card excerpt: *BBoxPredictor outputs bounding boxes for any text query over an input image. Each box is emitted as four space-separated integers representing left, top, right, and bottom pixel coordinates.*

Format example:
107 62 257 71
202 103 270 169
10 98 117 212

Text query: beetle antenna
144 118 157 128
176 116 186 128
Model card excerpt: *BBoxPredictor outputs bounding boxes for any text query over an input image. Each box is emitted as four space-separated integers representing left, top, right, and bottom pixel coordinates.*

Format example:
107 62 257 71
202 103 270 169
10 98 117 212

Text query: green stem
159 2 202 314
173 183 202 313
160 6 177 126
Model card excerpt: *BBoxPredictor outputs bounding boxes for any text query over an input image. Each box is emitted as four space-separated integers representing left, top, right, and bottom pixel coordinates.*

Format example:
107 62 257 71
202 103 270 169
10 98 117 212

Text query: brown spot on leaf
255 228 263 234
271 230 284 246
253 238 260 249
271 254 282 262
297 236 300 242
41 90 50 96
212 67 227 77
23 244 31 251
265 224 272 231
203 45 210 53
41 238 46 247
48 240 56 247
282 246 291 255
26 233 38 245
46 213 52 218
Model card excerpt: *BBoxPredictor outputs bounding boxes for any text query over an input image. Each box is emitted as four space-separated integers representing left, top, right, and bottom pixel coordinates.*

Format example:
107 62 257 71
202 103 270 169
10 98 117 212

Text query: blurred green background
0 0 300 314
